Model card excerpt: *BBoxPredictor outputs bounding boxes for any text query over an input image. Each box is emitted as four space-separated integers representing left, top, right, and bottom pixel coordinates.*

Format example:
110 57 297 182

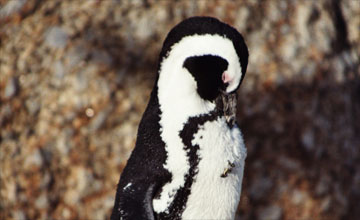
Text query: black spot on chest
156 111 219 220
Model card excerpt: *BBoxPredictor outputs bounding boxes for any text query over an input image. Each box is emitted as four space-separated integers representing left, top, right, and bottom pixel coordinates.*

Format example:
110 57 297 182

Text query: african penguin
111 16 249 220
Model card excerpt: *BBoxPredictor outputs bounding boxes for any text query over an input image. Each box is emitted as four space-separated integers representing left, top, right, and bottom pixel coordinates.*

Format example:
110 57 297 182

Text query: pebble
291 189 307 205
62 207 71 219
4 77 17 98
85 108 95 118
89 106 112 132
35 193 48 209
301 128 315 152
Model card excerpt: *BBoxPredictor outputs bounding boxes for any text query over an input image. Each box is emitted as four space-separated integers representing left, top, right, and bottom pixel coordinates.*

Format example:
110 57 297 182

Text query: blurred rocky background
0 0 359 219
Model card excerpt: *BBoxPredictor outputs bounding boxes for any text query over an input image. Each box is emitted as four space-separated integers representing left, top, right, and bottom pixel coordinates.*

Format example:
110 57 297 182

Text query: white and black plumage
111 16 249 220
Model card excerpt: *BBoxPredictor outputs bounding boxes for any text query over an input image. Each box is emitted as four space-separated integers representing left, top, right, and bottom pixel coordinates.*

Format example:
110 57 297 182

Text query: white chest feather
182 118 246 219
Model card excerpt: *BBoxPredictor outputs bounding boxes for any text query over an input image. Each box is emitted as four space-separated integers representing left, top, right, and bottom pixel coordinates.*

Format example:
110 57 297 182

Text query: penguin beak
216 71 238 127
222 71 232 84
216 90 237 127
220 71 231 93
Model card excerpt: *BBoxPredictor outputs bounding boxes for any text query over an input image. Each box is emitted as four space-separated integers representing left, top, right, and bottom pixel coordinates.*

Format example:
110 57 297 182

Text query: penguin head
157 16 248 103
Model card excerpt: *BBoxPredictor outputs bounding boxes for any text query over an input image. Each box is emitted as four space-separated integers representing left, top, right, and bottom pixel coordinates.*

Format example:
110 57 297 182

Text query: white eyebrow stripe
161 34 242 93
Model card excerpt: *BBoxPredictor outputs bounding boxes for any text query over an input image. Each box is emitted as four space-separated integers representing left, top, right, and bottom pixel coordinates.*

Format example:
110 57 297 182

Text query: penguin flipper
111 143 171 220
111 180 157 220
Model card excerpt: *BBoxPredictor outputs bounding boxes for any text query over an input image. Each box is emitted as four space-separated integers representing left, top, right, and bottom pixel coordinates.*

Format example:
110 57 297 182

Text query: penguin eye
183 55 228 101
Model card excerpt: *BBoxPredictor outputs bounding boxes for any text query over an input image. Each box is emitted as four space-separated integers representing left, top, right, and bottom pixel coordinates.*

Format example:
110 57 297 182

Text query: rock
44 26 68 49
130 11 155 41
278 156 301 171
257 205 283 220
320 196 331 213
25 98 40 116
55 128 74 156
249 176 273 200
66 44 88 68
35 193 48 209
315 175 331 196
74 71 88 92
0 0 27 19
54 61 65 79
24 149 43 167
11 210 26 220
91 50 113 66
116 69 126 85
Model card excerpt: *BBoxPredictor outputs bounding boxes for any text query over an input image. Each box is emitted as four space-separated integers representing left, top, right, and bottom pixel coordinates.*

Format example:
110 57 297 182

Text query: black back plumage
111 86 172 220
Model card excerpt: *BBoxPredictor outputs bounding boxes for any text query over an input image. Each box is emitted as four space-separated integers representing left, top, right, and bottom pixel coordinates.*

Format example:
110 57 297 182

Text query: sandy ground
1 0 359 219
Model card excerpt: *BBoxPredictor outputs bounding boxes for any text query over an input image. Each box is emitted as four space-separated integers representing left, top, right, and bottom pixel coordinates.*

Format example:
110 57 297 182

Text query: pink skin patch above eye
222 72 232 84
